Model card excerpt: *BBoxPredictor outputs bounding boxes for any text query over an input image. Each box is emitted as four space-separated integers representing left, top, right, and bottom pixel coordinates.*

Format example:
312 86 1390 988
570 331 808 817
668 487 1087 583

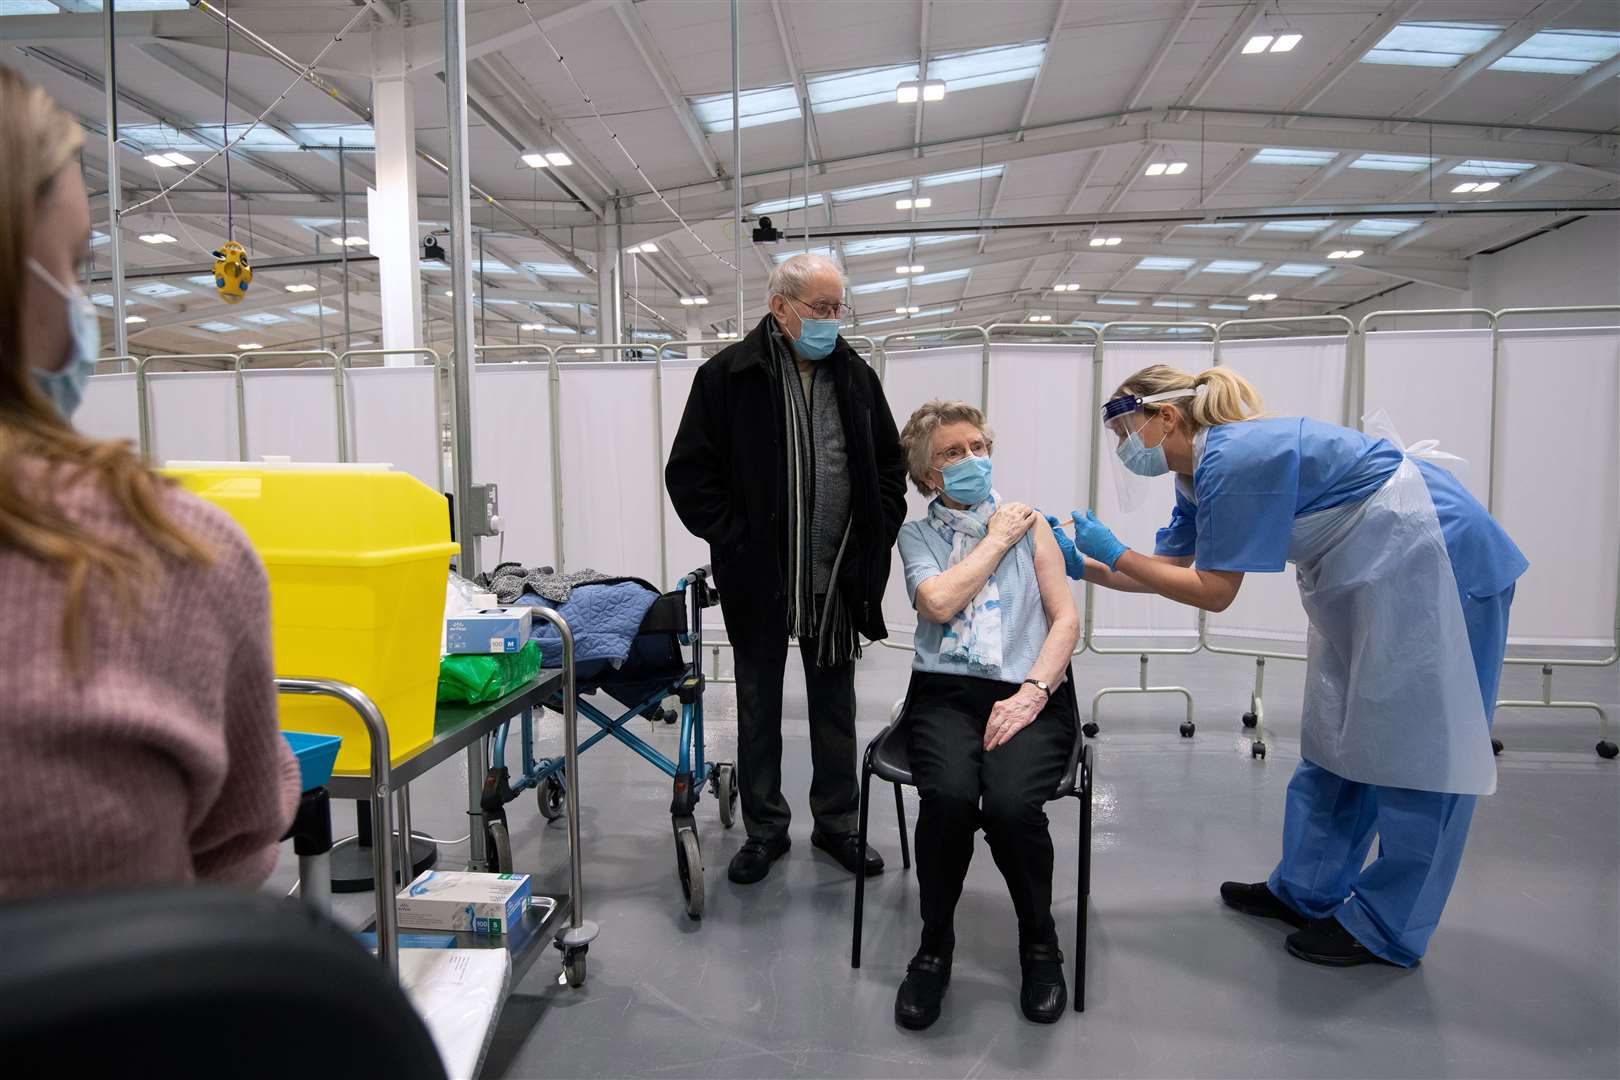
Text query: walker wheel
1241 712 1258 729
1597 741 1619 760
485 819 513 875
538 774 566 822
1491 738 1504 756
1179 722 1196 739
1082 722 1100 739
1251 741 1267 760
714 763 738 829
675 827 704 920
562 948 587 989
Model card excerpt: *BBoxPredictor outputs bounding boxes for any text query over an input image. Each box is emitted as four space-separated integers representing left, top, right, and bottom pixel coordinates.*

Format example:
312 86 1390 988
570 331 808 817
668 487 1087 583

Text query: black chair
0 887 447 1079
851 668 1096 1012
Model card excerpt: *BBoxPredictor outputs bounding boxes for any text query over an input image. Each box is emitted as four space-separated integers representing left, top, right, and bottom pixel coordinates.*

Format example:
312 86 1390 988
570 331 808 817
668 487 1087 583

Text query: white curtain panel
1494 327 1620 647
345 365 441 491
242 368 342 463
555 363 664 586
877 343 988 632
470 362 557 572
1092 340 1213 638
1363 328 1495 507
77 372 141 448
150 370 242 464
1207 335 1349 642
658 359 708 592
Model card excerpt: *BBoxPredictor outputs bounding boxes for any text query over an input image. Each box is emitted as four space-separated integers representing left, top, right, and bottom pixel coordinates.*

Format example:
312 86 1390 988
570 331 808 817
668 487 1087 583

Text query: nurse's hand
987 502 1037 551
985 684 1045 751
1071 509 1128 571
1044 514 1085 580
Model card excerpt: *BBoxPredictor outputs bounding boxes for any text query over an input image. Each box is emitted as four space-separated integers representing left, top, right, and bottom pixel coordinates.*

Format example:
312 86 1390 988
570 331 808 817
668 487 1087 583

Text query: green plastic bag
437 641 543 705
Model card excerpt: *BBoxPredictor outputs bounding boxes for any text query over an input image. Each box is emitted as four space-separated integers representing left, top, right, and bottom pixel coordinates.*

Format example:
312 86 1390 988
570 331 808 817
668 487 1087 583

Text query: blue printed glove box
445 607 532 655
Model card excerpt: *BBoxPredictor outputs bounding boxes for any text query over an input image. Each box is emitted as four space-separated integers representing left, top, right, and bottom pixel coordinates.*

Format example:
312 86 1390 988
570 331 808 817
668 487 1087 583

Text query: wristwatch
1022 678 1051 698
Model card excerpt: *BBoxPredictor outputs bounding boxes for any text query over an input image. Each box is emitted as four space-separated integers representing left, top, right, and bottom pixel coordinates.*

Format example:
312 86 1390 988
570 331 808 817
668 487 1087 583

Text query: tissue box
445 607 532 655
396 870 532 934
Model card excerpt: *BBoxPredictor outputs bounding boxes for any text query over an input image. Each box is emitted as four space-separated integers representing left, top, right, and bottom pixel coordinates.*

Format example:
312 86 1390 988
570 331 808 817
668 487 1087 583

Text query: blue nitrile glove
1044 514 1085 580
1071 509 1128 571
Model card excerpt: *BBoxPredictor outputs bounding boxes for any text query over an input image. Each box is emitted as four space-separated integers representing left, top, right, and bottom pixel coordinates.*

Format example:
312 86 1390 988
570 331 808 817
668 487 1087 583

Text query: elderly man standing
666 253 908 884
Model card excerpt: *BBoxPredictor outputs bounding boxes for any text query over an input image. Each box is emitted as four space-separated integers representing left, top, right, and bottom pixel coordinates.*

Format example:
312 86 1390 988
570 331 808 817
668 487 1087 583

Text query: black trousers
732 632 858 841
906 671 1075 953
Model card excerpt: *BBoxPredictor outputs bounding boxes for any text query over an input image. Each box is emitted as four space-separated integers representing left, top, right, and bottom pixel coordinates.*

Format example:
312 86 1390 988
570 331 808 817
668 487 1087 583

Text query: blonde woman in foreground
1051 364 1525 969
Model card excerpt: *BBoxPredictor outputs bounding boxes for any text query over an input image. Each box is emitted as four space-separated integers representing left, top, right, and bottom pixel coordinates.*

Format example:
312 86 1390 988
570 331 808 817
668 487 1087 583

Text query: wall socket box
468 482 501 537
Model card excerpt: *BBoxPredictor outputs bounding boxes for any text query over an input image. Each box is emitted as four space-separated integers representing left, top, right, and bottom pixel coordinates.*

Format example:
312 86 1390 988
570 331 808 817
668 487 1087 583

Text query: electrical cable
514 0 739 274
224 0 233 242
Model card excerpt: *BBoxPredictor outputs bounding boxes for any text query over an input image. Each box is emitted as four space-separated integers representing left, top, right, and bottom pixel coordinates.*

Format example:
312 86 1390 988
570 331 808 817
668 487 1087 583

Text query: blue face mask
28 258 100 420
940 454 993 506
790 316 839 360
1117 422 1170 477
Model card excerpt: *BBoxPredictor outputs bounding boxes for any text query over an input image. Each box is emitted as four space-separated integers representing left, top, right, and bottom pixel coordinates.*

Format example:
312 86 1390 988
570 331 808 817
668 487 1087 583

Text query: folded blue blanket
514 581 659 669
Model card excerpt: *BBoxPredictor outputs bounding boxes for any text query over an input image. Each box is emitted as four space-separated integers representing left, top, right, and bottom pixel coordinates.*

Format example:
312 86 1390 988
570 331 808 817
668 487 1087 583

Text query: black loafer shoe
895 952 951 1031
1220 880 1307 929
1285 918 1403 968
727 834 790 885
811 829 885 877
1019 943 1068 1023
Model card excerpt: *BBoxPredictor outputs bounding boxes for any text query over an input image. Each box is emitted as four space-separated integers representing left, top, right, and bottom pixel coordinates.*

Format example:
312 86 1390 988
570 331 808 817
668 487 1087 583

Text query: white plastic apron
1287 457 1497 795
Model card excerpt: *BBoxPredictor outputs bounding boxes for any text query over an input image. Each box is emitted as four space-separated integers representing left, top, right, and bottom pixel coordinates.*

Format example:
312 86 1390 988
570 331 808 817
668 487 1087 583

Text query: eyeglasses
790 295 852 320
933 438 990 468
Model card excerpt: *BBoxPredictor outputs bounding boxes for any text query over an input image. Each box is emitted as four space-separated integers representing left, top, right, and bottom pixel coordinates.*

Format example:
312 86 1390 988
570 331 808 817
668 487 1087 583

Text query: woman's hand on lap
984 684 1046 751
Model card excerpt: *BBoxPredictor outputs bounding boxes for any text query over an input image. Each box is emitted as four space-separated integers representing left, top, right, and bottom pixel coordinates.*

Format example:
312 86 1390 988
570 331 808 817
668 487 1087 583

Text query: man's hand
986 502 1037 551
985 683 1046 751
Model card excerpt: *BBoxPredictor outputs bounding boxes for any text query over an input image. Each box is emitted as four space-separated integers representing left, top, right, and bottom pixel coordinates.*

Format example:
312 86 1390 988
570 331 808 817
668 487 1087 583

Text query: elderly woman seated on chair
890 400 1080 1029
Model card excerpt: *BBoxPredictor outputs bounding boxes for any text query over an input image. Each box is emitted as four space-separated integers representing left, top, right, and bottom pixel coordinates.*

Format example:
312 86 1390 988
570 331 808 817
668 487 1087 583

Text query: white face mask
27 257 100 420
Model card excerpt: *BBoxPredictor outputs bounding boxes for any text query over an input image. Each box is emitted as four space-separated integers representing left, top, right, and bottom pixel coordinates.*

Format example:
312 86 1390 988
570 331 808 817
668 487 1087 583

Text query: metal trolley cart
477 566 736 919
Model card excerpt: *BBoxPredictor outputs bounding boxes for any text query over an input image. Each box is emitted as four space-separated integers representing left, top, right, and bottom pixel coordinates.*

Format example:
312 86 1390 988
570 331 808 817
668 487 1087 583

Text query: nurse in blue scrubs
1050 363 1527 968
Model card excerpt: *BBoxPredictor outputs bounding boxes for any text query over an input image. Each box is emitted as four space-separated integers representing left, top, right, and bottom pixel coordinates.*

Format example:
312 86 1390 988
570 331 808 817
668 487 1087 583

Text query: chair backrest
0 887 447 1080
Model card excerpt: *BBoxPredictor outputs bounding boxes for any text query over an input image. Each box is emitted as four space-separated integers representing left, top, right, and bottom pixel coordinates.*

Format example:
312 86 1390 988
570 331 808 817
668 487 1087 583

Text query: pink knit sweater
0 470 299 899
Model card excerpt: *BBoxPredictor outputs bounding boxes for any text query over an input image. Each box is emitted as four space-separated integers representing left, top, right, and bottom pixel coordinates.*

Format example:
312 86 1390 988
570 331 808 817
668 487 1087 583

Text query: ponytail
1109 364 1264 432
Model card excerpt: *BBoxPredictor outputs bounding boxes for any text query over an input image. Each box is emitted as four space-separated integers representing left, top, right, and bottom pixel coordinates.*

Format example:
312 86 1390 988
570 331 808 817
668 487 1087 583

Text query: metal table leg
467 737 489 869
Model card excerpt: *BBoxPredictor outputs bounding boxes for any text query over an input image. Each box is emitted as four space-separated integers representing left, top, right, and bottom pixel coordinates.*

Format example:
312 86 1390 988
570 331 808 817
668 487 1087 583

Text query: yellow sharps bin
167 462 458 774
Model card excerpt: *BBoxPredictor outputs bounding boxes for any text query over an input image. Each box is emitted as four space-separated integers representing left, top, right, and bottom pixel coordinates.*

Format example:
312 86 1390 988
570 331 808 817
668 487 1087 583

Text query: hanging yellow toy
212 240 253 305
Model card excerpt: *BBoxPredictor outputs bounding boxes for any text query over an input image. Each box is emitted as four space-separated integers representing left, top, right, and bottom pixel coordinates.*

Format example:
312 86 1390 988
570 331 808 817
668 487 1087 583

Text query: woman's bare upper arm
1031 516 1078 622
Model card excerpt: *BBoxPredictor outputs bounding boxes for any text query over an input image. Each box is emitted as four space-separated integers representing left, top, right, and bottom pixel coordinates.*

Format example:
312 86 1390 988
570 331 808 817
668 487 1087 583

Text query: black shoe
727 834 790 885
1285 918 1403 968
1220 880 1307 929
1019 942 1068 1023
811 829 885 877
895 951 951 1031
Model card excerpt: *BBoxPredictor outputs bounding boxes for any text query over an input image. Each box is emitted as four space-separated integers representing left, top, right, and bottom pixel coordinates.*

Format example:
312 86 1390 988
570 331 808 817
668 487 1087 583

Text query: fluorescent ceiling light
910 268 970 286
895 305 921 314
1027 314 1052 322
285 283 317 293
1449 159 1534 177
1144 163 1166 176
1343 218 1418 237
124 315 146 324
1208 303 1250 311
928 40 1046 92
1252 148 1337 167
1326 250 1364 259
896 264 924 275
1270 263 1328 277
919 165 1005 188
1490 29 1620 75
849 278 906 295
1152 300 1198 309
1165 162 1188 175
1271 33 1302 52
1180 222 1244 229
1473 181 1500 192
545 152 571 167
811 62 920 114
572 347 600 355
138 233 178 244
1362 21 1502 68
1134 256 1194 271
1247 292 1278 301
1200 260 1263 274
749 193 825 215
1452 182 1479 193
895 78 947 103
238 343 263 351
1094 297 1139 306
716 331 739 339
690 84 801 133
1051 283 1081 292
1260 219 1333 234
895 197 933 210
520 152 548 168
519 323 543 331
1243 35 1274 54
625 242 659 254
542 326 574 333
679 296 709 306
1089 236 1124 247
331 235 368 246
1350 153 1436 172
131 282 190 298
143 151 194 168
771 245 837 264
196 321 236 332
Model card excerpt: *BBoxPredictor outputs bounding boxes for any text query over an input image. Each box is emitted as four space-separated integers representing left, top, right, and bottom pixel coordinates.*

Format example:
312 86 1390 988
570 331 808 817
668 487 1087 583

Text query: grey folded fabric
481 562 614 604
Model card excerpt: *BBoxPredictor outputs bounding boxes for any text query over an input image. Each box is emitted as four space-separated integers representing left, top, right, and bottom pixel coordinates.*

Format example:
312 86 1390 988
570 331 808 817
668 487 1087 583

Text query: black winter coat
664 315 908 651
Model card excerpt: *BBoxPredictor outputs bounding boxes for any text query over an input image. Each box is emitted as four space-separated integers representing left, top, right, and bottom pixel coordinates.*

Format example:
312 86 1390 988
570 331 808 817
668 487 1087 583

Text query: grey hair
767 252 846 301
898 400 994 496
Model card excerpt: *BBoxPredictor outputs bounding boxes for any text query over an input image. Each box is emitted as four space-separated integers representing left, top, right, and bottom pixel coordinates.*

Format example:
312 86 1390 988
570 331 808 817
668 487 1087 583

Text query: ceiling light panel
827 180 912 204
1200 260 1263 274
1152 300 1198 309
1343 218 1419 237
1269 263 1329 277
1361 21 1503 68
1134 257 1195 271
1251 148 1337 167
196 321 237 333
749 193 825 215
690 84 802 133
927 40 1047 92
1448 159 1535 177
1094 297 1139 306
1489 29 1620 75
1260 219 1334 234
1349 153 1437 172
919 165 1005 188
810 62 920 115
1208 303 1251 311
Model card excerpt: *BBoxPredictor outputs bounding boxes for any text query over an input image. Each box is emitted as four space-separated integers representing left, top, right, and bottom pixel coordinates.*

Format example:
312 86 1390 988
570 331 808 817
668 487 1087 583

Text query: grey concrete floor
269 641 1619 1080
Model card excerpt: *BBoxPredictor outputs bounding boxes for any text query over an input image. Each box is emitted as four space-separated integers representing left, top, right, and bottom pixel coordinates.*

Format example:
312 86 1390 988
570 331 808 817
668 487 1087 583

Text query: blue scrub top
1154 417 1527 599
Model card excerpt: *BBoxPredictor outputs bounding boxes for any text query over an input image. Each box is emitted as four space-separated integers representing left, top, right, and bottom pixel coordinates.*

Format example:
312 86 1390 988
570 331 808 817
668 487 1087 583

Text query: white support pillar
369 34 422 364
685 306 702 358
596 202 623 346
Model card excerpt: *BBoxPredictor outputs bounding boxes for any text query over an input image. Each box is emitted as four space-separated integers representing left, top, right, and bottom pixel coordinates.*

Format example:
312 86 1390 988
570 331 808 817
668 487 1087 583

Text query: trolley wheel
1179 722 1196 739
1491 738 1504 756
1241 712 1258 729
1082 722 1100 739
485 819 513 875
538 774 566 822
675 826 704 921
714 763 738 829
1597 741 1619 760
562 949 588 989
1251 741 1267 760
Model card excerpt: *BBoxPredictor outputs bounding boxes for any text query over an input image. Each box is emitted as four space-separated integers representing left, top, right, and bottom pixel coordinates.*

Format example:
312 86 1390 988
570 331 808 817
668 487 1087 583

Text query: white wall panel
556 363 663 586
345 365 441 491
242 368 342 463
77 372 140 448
149 371 240 464
471 363 556 571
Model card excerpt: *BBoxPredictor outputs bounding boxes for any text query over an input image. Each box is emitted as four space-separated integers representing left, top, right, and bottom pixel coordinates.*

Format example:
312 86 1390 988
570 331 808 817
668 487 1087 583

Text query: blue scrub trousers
1267 585 1513 966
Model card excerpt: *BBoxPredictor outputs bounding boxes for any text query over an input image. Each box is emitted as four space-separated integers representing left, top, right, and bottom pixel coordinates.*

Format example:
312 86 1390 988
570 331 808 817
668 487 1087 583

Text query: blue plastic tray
283 731 343 792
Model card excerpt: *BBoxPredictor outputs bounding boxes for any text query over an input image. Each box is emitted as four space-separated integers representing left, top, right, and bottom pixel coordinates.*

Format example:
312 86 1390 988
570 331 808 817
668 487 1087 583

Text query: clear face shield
1101 388 1198 511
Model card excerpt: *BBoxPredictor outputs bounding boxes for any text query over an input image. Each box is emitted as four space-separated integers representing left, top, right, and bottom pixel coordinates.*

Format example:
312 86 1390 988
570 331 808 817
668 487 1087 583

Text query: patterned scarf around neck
927 491 1003 671
768 323 858 667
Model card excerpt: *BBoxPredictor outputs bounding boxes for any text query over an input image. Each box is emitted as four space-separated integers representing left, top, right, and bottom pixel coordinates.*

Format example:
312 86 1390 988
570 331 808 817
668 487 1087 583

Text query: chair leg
1076 797 1088 1013
852 764 873 969
893 782 911 871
